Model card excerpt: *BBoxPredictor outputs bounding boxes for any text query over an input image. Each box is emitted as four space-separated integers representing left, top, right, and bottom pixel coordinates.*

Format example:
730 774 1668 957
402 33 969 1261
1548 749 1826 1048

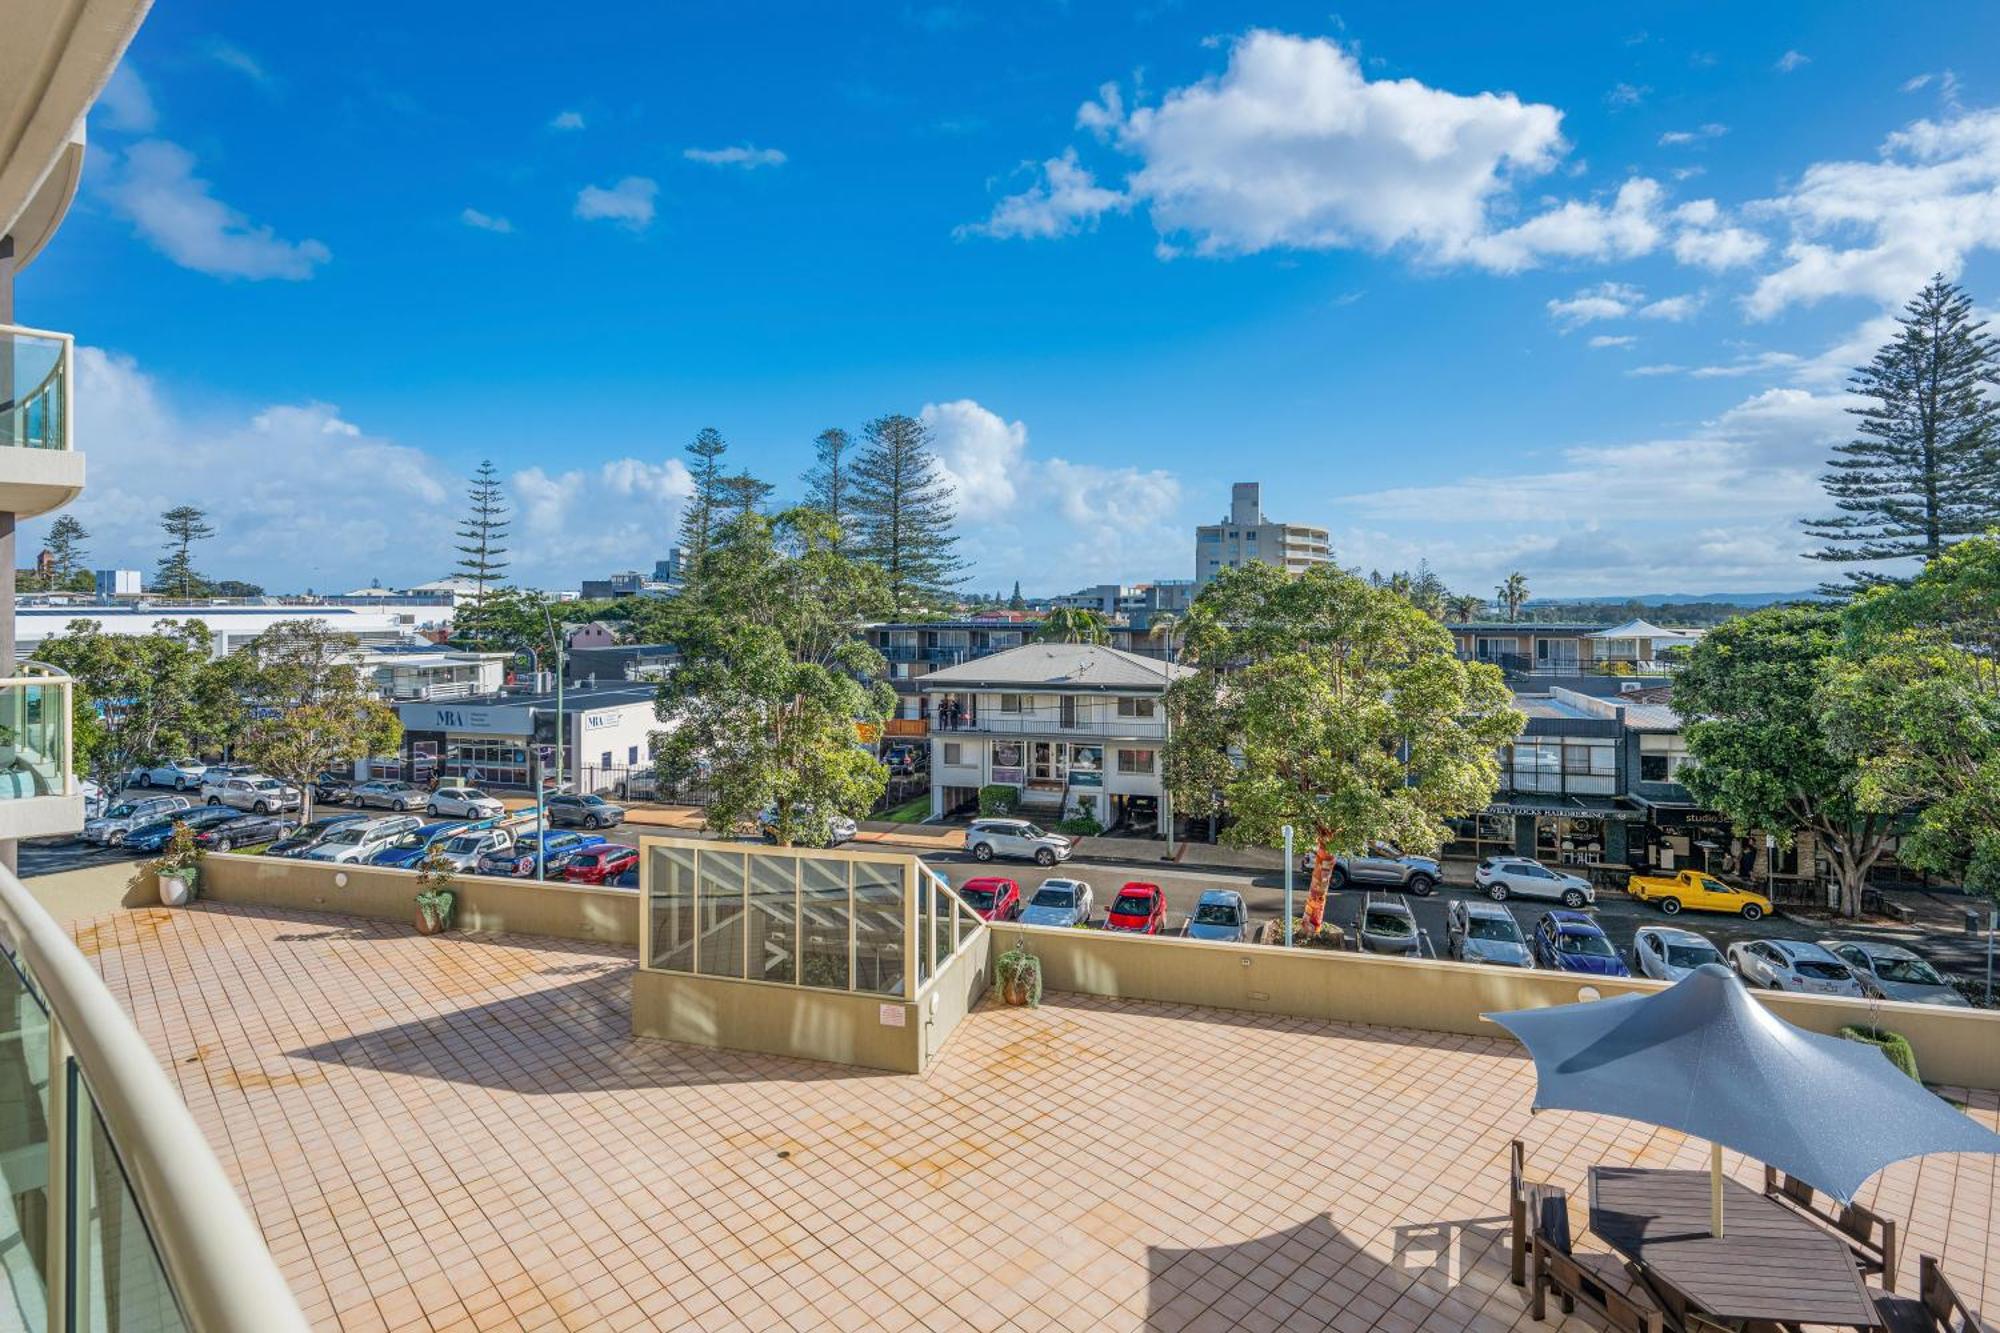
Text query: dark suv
546 793 626 829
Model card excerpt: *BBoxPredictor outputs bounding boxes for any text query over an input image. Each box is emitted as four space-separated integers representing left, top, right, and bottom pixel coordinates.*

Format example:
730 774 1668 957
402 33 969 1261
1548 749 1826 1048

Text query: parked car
123 805 241 852
1630 925 1726 981
1531 910 1630 977
1474 856 1595 908
209 775 302 814
563 844 640 886
313 771 355 805
430 827 514 872
349 780 429 812
197 763 258 799
1445 900 1532 967
1018 878 1093 928
81 794 193 846
1819 939 1969 1007
755 804 856 846
427 786 505 819
1727 939 1865 997
303 815 424 864
1300 845 1442 895
128 758 207 790
1626 868 1771 921
1183 889 1252 943
963 818 1072 867
195 812 296 852
265 813 371 859
80 779 104 820
1358 896 1422 956
956 876 1023 922
608 865 640 889
478 830 603 878
1103 882 1167 934
547 793 626 830
367 821 474 870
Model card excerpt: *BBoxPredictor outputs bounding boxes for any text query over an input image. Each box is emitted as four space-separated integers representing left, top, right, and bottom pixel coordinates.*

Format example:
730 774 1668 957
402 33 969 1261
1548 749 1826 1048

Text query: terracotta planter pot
1001 968 1038 1006
415 910 446 936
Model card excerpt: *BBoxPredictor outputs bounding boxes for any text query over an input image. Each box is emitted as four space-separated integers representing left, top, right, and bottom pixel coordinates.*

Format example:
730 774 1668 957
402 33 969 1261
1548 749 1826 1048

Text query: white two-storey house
918 643 1190 833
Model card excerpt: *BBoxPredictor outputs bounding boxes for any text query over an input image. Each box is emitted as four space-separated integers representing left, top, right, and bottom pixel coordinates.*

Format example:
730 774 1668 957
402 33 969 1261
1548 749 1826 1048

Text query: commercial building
15 603 421 659
1193 481 1332 587
1050 579 1194 628
917 642 1189 831
1448 618 1698 679
92 567 140 597
390 679 661 793
357 645 509 702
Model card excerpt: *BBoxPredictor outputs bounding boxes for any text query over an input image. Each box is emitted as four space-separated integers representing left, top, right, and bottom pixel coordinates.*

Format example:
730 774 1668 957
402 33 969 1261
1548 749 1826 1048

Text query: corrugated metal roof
916 642 1192 690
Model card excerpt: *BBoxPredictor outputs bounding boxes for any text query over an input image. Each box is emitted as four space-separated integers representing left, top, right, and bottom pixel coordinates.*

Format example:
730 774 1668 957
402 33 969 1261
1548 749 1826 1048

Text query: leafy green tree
453 461 510 644
235 620 403 821
34 620 239 789
676 427 731 599
1165 564 1523 935
1007 580 1025 611
1496 571 1529 622
42 516 87 590
1675 606 1913 918
1807 277 2000 591
719 471 774 522
801 427 853 548
850 413 965 614
1446 593 1485 622
1033 607 1110 644
154 504 213 599
649 508 896 846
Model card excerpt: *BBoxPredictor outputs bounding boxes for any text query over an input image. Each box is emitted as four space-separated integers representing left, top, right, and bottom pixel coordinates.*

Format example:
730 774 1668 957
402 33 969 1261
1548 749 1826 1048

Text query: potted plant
1839 1024 1920 1082
414 848 458 936
132 820 204 906
994 937 1042 1007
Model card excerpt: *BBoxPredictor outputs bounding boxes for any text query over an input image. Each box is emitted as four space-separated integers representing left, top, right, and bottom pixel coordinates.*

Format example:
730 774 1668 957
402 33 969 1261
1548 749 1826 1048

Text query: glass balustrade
0 670 73 802
0 327 71 453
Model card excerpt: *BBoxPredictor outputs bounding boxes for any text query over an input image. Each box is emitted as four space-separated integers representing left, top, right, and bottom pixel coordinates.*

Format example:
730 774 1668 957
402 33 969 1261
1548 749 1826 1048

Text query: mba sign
402 703 529 736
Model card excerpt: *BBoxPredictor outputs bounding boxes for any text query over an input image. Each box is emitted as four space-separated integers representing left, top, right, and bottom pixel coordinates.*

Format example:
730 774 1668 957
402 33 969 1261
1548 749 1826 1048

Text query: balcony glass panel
747 855 796 986
70 1074 189 1332
0 953 51 1327
851 862 905 997
0 678 70 799
799 859 850 991
649 846 696 972
695 851 746 979
0 327 68 452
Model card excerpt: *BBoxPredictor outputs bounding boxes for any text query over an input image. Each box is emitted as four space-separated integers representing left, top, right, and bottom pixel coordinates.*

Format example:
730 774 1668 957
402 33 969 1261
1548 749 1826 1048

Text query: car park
478 830 603 878
1531 910 1630 977
129 758 207 790
616 771 659 802
1301 845 1442 895
1104 882 1167 934
123 805 242 852
81 794 194 846
431 827 513 872
367 821 474 870
956 876 1023 921
427 786 504 819
1358 896 1422 956
197 763 258 799
1728 939 1865 996
349 781 429 812
1445 900 1532 967
1183 889 1252 942
1626 868 1771 921
1819 939 1969 1007
1631 925 1726 982
209 775 302 814
1474 856 1595 907
547 793 626 830
303 815 423 863
313 772 355 805
563 845 640 885
195 812 295 852
264 813 370 859
755 805 856 846
1018 879 1093 928
963 818 1072 867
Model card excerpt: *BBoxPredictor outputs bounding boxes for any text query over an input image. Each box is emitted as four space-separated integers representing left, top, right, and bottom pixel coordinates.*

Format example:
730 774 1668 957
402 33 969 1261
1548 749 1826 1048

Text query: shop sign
403 703 529 736
991 768 1024 784
1069 771 1103 787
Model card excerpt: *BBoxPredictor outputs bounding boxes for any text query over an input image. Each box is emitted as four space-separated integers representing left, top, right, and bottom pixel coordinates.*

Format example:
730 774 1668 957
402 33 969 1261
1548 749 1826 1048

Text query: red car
957 876 1022 921
562 844 639 886
1104 882 1167 934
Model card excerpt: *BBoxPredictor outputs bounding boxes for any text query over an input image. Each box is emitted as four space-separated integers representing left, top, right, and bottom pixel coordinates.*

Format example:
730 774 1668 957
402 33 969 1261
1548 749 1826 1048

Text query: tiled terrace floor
74 903 1997 1333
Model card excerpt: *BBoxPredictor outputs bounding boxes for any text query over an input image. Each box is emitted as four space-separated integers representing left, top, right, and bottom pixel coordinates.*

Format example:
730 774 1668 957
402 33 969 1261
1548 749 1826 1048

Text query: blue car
1532 910 1631 977
122 805 242 852
476 830 606 878
1182 889 1253 942
367 821 475 869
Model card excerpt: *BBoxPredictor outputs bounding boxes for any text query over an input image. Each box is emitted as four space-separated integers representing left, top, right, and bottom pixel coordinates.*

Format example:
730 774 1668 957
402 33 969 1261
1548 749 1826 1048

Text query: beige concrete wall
631 971 921 1072
997 923 2000 1091
918 926 992 1073
24 862 158 925
196 854 639 946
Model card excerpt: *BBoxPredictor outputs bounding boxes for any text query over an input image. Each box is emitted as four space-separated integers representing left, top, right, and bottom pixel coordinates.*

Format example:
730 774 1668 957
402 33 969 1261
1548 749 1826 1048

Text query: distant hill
1530 591 1826 609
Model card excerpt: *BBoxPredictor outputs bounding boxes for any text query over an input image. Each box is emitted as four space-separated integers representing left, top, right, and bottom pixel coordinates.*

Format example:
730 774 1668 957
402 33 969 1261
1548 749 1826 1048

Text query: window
628 745 640 764
1115 698 1156 718
601 751 613 770
943 743 963 765
1117 749 1155 775
999 694 1023 713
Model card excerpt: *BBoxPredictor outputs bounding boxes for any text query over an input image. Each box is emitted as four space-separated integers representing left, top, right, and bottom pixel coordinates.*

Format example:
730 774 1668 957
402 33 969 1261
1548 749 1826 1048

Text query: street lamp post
1282 824 1295 947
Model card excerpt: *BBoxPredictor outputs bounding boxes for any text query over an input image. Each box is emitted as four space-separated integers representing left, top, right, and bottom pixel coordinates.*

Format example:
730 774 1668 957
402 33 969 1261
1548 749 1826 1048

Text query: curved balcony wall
0 326 83 519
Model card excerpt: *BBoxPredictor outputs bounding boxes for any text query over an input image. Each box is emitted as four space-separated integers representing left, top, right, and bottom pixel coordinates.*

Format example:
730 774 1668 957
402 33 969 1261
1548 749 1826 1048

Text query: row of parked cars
258 813 641 884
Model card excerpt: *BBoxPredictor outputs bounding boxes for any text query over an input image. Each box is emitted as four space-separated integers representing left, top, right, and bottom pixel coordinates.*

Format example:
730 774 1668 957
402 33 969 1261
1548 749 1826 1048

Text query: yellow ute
1625 868 1771 921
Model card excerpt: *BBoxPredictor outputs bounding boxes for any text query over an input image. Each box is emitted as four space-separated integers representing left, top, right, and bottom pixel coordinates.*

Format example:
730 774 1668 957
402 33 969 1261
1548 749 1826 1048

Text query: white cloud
574 176 658 230
460 207 513 234
1658 123 1727 146
96 64 156 133
1627 363 1684 376
1902 73 1935 94
550 110 586 131
957 149 1126 240
923 400 1027 510
1637 293 1701 321
1688 349 1803 379
1546 281 1697 328
1775 50 1811 73
1607 82 1650 108
203 39 272 86
683 144 787 168
1459 177 1664 272
1588 334 1637 348
514 458 694 569
100 139 330 280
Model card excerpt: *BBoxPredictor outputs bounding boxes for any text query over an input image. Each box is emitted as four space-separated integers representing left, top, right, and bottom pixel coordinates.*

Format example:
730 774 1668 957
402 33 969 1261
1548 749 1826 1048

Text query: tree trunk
1301 838 1334 934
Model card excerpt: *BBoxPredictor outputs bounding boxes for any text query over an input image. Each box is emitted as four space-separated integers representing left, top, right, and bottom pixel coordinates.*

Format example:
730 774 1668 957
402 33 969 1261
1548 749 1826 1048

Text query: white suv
427 786 504 819
964 818 1072 867
210 776 302 814
198 763 259 799
129 759 207 791
303 815 423 863
1474 856 1595 908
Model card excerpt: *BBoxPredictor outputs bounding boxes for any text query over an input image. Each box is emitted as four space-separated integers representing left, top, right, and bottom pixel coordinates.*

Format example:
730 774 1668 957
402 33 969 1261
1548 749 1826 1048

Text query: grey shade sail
1486 964 2000 1204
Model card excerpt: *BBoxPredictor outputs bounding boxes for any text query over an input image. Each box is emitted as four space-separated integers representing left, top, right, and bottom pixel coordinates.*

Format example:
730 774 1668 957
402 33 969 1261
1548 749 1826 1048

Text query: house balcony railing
0 665 86 841
928 708 1167 740
1 325 70 453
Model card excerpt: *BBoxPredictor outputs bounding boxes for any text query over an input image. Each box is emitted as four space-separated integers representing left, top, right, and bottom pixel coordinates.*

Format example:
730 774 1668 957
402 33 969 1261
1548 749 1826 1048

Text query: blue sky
19 2 2000 597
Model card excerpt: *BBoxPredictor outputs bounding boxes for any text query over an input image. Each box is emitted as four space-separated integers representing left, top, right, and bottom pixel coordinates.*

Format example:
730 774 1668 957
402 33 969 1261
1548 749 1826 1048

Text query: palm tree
1497 572 1530 622
1446 594 1485 622
1146 612 1185 663
1033 607 1110 645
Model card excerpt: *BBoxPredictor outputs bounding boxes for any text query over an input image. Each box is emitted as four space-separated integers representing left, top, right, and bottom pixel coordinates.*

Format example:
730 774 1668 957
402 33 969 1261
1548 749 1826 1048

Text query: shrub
1054 815 1103 837
1839 1025 1920 1082
128 820 205 899
994 938 1043 1006
978 784 1020 816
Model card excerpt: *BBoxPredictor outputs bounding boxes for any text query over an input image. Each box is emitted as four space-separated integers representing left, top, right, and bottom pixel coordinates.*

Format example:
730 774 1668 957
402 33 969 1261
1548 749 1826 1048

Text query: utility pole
543 603 565 795
1283 825 1295 947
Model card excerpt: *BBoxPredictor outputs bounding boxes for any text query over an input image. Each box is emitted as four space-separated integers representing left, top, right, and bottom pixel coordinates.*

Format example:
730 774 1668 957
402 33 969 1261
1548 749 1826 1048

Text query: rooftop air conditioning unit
1618 681 1642 694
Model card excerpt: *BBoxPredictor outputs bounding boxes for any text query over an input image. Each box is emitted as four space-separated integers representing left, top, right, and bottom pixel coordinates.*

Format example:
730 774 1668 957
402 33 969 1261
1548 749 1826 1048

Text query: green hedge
1053 815 1103 837
1839 1025 1920 1082
978 784 1019 816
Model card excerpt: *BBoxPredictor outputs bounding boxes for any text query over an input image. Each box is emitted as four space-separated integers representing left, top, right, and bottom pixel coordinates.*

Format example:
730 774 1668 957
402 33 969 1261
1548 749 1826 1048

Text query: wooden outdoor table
1589 1167 1881 1330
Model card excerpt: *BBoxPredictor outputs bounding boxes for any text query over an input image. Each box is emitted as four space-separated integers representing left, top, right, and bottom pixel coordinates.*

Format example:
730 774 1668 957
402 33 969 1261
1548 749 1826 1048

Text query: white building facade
1194 482 1332 588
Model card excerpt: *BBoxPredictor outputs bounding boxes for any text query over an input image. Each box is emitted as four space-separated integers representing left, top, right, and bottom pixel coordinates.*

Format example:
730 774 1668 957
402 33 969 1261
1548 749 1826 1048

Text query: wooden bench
1871 1256 1993 1333
1763 1165 1899 1290
1524 1182 1665 1333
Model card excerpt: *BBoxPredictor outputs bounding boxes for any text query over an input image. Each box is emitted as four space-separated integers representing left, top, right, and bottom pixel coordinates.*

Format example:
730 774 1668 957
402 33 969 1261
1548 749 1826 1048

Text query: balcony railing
0 666 73 801
1 325 72 453
930 708 1167 739
0 864 307 1331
